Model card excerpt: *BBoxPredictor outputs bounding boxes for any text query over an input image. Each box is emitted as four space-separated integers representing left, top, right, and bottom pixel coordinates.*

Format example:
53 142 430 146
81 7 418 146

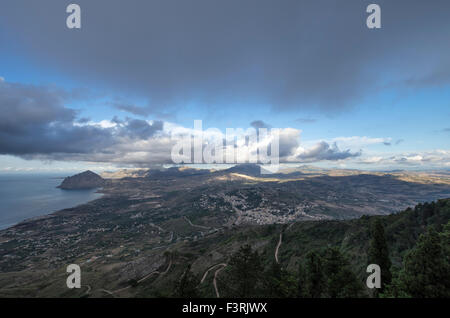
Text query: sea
0 173 103 230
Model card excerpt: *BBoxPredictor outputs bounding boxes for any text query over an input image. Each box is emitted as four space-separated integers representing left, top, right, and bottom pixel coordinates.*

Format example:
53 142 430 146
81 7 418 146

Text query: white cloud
359 156 384 164
331 136 392 149
355 150 450 168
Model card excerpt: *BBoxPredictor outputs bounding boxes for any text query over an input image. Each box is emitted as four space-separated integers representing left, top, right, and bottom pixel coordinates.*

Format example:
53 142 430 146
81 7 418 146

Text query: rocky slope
58 170 105 189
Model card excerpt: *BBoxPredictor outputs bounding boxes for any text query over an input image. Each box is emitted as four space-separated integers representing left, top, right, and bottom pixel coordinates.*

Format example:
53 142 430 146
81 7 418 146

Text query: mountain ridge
58 170 105 189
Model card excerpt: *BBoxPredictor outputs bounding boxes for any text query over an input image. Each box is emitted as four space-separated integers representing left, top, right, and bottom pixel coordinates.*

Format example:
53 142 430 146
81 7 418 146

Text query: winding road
97 254 172 297
275 232 283 264
200 263 227 298
184 216 211 230
200 263 226 283
213 264 227 298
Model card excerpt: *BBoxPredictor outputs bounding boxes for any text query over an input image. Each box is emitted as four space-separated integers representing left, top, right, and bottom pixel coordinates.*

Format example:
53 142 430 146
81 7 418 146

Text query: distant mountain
101 169 149 179
223 164 309 178
58 170 105 189
224 163 263 176
146 167 211 179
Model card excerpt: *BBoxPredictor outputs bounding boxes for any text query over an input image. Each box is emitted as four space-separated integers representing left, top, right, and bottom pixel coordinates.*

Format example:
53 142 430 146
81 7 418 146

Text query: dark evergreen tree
263 261 297 298
303 251 325 298
297 262 306 298
174 264 200 297
225 244 263 297
440 221 450 264
380 266 411 298
397 227 450 297
322 247 362 298
367 218 392 295
264 261 282 297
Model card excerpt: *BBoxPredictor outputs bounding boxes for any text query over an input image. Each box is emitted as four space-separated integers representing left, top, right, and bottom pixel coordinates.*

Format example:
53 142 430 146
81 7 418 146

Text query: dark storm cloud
1 0 450 112
121 119 164 139
0 80 163 157
0 81 75 133
0 80 112 154
296 141 361 162
0 124 115 156
0 78 364 166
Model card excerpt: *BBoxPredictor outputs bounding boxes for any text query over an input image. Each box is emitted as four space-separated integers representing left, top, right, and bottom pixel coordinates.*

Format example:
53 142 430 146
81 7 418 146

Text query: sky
0 0 450 173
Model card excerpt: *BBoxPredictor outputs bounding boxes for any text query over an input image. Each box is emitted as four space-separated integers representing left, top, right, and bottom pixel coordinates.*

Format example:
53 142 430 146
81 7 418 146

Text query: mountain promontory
57 170 105 190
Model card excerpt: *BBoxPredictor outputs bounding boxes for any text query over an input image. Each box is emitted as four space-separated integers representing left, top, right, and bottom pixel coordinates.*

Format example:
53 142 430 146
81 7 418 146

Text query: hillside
0 197 448 297
58 170 105 190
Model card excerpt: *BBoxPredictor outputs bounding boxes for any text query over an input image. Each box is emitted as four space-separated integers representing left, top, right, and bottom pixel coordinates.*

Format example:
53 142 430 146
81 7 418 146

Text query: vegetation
321 247 362 298
263 261 297 298
221 245 264 297
367 218 391 295
173 264 200 298
174 198 450 298
1 194 449 298
302 251 324 297
382 225 450 298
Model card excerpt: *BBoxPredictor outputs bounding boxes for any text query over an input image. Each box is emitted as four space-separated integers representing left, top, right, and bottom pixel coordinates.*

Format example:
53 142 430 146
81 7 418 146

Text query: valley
0 165 449 297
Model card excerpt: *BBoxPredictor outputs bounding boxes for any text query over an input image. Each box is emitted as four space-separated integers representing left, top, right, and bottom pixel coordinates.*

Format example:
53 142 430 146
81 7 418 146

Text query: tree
174 264 200 297
322 247 362 298
297 262 306 298
380 266 411 298
440 221 450 264
303 251 325 298
367 218 392 295
225 244 263 297
396 227 450 297
263 261 297 298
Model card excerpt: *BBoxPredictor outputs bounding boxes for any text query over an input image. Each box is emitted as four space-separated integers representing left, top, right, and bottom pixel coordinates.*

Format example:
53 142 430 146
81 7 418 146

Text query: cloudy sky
0 0 450 172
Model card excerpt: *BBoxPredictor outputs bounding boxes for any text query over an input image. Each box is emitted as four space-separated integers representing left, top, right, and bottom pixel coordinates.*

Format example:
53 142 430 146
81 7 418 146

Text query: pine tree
367 218 392 295
380 266 411 298
397 227 450 297
297 262 306 298
174 264 200 297
225 244 263 297
322 247 362 298
263 261 297 298
303 251 325 298
264 261 283 297
440 221 450 264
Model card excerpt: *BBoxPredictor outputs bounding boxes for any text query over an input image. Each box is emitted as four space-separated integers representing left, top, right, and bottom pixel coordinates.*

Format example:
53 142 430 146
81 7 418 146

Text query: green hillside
171 198 450 298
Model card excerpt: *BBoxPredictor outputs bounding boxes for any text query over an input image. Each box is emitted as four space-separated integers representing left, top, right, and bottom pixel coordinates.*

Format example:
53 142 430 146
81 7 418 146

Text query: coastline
0 183 105 231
